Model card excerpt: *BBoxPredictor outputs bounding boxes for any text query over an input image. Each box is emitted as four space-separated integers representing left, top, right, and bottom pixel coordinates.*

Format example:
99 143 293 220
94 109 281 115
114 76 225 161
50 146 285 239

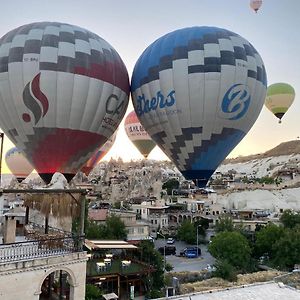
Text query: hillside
224 140 300 164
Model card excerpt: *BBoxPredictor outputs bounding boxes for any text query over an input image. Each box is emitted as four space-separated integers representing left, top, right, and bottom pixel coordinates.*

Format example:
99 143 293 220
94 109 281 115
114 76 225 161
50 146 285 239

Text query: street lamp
196 224 202 258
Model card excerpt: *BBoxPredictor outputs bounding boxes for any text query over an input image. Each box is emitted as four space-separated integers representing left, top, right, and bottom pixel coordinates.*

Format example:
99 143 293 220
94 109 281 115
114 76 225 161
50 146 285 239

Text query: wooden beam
1 189 88 194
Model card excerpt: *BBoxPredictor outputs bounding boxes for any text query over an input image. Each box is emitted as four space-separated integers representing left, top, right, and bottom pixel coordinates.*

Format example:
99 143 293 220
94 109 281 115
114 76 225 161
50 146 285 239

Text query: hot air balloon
124 110 156 158
131 26 267 187
265 83 295 123
81 131 117 175
250 0 262 13
5 147 34 182
0 22 129 183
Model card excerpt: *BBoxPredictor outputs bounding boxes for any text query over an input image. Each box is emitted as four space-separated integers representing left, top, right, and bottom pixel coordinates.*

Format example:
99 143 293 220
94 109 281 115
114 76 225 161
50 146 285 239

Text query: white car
167 238 175 244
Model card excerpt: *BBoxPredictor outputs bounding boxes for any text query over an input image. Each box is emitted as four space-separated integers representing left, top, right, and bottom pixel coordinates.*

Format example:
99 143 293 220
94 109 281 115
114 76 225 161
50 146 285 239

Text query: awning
85 239 138 251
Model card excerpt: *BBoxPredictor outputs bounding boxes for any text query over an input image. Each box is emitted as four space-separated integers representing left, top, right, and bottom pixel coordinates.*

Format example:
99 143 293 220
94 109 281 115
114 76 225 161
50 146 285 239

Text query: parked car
158 246 176 255
167 237 175 244
179 247 201 257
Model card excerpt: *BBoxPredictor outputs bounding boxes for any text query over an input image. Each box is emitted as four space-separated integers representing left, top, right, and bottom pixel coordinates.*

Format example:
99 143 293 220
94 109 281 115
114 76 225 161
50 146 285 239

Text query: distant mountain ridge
224 140 300 164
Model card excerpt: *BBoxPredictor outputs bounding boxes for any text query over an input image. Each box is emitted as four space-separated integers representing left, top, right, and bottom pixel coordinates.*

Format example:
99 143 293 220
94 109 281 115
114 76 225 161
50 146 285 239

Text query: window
155 220 157 225
138 227 144 234
128 228 134 234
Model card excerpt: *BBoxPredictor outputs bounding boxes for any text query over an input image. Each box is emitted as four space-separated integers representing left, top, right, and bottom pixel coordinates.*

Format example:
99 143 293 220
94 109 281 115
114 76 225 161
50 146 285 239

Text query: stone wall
0 252 87 300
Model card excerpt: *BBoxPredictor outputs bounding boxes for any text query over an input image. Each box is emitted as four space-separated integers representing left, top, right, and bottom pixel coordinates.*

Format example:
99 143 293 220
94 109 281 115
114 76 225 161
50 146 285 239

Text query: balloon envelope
131 26 267 187
124 110 156 158
265 83 295 123
0 22 129 183
250 0 262 13
81 131 117 175
5 147 34 182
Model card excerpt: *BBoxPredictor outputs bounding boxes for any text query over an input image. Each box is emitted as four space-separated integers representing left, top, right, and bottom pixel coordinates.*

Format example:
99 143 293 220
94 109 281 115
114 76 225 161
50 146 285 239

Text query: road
154 239 215 272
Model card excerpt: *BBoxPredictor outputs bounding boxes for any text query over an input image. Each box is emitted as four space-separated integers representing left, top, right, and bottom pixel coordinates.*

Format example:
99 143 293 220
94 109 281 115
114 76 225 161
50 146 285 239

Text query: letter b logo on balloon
221 84 251 120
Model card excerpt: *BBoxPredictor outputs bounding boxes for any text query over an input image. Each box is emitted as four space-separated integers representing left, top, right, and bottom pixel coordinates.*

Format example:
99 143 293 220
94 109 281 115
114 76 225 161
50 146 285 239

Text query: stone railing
0 235 84 264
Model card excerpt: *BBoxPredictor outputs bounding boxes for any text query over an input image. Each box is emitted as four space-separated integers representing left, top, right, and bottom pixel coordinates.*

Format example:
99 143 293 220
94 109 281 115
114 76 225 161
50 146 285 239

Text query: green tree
213 259 237 281
85 221 107 239
254 223 284 258
280 210 300 229
138 241 165 297
84 215 127 240
215 215 234 233
272 227 300 270
194 218 209 237
85 284 102 300
105 214 127 240
162 178 179 195
177 220 196 244
208 231 251 271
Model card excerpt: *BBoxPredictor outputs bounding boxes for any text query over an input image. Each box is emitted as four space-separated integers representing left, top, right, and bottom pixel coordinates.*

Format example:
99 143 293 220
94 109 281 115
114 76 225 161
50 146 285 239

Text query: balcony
0 235 84 264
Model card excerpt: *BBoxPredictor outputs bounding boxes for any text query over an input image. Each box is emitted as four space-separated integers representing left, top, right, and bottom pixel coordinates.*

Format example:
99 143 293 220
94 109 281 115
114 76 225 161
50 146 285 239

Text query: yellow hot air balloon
265 83 295 123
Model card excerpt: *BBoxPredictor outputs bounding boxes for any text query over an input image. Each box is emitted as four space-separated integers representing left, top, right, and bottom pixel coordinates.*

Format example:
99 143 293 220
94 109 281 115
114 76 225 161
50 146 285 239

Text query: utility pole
0 133 4 187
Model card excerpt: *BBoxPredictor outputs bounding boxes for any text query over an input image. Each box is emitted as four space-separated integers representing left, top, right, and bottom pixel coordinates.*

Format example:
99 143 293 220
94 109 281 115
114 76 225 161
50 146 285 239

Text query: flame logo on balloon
22 73 49 124
221 84 250 120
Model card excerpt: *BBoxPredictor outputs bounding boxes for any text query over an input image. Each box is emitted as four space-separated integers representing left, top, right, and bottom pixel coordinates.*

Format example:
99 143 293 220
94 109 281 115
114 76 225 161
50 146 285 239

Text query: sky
0 0 300 173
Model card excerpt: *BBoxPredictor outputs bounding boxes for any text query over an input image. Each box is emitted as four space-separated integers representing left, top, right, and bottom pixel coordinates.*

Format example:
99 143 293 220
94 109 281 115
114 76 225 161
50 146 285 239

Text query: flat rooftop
156 282 300 300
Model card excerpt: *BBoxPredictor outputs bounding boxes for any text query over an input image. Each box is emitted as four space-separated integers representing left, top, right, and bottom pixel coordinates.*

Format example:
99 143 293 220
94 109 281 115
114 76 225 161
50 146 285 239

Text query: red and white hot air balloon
0 22 129 183
250 0 263 13
5 147 34 182
81 131 117 176
124 110 156 158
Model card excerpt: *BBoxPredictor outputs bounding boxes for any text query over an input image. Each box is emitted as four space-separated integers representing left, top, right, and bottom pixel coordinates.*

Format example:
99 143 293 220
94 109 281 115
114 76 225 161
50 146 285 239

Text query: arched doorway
40 270 71 299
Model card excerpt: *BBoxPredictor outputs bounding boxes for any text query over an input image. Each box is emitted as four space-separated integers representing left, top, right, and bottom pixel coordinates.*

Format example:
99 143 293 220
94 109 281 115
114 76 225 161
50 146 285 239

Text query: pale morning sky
0 0 299 173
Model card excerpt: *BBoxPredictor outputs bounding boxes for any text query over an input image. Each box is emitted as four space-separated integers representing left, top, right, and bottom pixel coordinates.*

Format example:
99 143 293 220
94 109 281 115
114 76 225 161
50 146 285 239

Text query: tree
280 210 300 229
138 241 165 297
84 215 127 240
213 259 237 281
177 220 196 244
85 284 102 300
215 215 234 233
208 231 251 271
254 223 284 259
105 214 127 240
162 178 179 195
272 227 300 270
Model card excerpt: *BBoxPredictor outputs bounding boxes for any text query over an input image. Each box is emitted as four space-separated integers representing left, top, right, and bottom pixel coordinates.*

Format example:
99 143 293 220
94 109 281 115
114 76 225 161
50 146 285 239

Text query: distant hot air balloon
81 131 117 175
131 26 267 187
124 111 156 158
5 147 34 182
0 22 129 183
250 0 262 13
265 83 295 124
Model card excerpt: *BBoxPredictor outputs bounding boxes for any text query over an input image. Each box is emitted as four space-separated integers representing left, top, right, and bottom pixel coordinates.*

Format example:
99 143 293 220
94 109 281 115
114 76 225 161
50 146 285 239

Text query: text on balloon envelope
135 90 176 116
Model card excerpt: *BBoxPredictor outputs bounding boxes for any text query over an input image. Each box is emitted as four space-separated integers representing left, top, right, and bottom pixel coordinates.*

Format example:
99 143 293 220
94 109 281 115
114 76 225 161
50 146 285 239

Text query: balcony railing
0 235 84 264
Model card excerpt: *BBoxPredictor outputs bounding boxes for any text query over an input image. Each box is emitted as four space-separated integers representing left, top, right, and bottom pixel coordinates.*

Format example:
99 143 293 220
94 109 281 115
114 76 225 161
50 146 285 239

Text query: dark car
158 246 176 255
179 247 201 257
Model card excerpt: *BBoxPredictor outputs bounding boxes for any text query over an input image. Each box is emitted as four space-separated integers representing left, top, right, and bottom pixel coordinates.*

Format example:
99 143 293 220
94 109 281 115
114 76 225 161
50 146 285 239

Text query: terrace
85 240 155 299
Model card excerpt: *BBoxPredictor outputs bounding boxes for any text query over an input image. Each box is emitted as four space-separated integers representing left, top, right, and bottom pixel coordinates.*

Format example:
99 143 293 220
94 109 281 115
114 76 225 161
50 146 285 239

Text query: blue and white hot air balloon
131 26 267 187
